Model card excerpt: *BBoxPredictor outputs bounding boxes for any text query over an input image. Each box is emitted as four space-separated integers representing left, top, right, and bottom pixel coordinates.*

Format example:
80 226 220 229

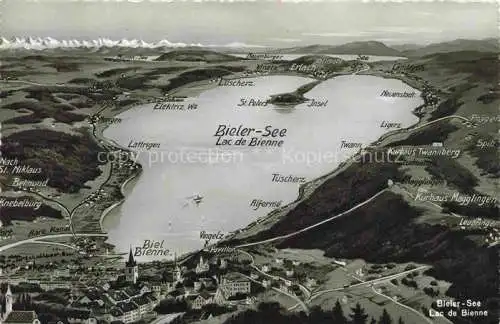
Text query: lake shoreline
224 72 432 242
99 170 141 232
98 68 426 260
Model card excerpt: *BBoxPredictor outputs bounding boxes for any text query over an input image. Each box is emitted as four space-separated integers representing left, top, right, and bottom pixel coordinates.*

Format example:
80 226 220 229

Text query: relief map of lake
102 74 422 260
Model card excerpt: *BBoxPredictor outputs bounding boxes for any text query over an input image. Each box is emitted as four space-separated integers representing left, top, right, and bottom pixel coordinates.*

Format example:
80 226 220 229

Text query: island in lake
268 80 322 107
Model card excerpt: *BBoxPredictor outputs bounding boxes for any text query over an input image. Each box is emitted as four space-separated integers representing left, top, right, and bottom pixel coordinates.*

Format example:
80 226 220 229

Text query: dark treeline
424 157 479 193
466 134 500 178
0 197 62 225
386 122 458 147
159 68 233 93
238 161 405 244
222 301 406 324
442 199 499 220
1 129 104 193
275 192 497 305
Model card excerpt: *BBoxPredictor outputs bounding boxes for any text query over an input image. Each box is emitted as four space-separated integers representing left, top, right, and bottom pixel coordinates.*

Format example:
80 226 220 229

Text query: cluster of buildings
386 64 439 110
73 285 158 323
420 84 439 107
0 245 339 324
0 247 330 324
0 229 13 241
67 250 253 323
0 285 39 324
256 257 317 295
0 245 258 323
160 254 253 311
0 251 157 324
82 189 109 209
108 150 140 173
485 228 500 245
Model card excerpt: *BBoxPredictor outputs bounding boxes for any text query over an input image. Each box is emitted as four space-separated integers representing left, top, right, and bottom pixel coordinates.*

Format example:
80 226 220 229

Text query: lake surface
140 53 406 62
103 74 421 260
229 53 407 62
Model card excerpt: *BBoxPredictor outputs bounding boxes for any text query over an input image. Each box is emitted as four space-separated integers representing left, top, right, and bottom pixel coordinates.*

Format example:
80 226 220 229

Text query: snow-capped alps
0 37 264 50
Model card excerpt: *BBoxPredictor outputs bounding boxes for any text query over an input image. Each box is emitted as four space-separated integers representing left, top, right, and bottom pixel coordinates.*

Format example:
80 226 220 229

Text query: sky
1 0 498 47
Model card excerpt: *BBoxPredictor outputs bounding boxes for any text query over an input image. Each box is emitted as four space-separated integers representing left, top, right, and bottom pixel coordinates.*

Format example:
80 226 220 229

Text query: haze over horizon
1 0 497 47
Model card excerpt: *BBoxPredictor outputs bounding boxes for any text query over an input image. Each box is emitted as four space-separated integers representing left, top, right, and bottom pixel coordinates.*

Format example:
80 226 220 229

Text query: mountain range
0 37 261 54
270 41 402 56
272 38 498 57
398 38 499 57
0 37 497 57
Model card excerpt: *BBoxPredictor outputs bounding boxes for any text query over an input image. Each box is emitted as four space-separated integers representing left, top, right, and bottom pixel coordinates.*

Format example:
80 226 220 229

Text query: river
102 74 422 260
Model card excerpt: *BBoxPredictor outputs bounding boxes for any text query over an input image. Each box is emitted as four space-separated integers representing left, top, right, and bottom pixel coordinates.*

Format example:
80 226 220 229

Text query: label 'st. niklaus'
11 165 43 174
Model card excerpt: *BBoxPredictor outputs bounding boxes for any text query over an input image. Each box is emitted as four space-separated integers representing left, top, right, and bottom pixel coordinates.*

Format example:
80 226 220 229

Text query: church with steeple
125 248 138 284
0 284 13 322
0 283 39 324
195 256 209 274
